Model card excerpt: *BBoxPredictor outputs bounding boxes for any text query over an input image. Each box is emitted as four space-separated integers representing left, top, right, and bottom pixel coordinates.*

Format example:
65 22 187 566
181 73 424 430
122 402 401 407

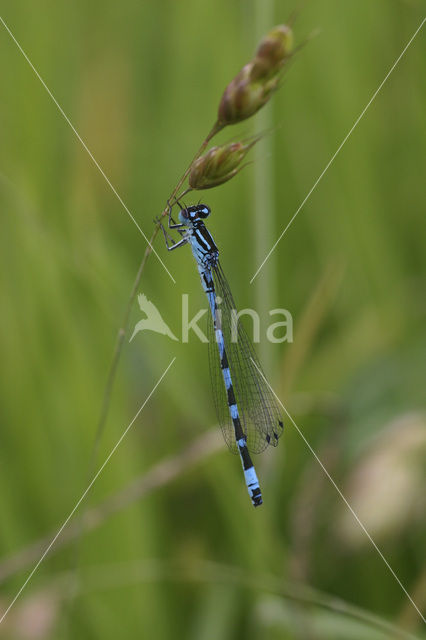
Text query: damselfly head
179 204 211 224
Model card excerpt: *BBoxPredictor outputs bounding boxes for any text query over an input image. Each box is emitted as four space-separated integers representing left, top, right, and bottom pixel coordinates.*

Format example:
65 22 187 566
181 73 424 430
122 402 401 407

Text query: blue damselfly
159 203 283 506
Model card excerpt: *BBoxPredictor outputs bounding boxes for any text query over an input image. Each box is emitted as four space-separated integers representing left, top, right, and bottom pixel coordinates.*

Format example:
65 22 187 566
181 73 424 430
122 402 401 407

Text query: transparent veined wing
207 260 284 454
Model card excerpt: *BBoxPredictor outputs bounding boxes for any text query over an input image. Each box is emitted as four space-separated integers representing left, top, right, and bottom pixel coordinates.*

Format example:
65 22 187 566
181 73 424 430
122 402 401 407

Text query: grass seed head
189 139 258 189
217 24 293 126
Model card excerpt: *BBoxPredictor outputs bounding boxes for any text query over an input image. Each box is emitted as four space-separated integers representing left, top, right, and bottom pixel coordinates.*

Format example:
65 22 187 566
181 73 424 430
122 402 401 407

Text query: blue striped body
203 267 263 507
182 208 263 506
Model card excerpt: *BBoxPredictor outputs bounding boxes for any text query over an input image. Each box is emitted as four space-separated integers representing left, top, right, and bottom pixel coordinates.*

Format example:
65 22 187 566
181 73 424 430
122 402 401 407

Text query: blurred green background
0 1 425 638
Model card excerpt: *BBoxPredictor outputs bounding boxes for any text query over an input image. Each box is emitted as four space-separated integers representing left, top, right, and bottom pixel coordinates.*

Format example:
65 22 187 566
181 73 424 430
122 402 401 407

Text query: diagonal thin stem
89 119 223 465
88 121 223 469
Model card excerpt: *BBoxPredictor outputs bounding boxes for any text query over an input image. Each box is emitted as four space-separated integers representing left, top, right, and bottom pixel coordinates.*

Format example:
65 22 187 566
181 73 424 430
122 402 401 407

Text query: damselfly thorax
179 205 219 268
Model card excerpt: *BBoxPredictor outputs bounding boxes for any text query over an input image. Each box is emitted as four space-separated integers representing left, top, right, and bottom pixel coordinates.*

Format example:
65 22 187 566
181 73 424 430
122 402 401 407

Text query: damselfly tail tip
251 488 263 507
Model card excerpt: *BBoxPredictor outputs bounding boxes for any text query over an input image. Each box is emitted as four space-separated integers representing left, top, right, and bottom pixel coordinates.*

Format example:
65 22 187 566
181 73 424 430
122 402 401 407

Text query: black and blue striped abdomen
204 273 262 506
